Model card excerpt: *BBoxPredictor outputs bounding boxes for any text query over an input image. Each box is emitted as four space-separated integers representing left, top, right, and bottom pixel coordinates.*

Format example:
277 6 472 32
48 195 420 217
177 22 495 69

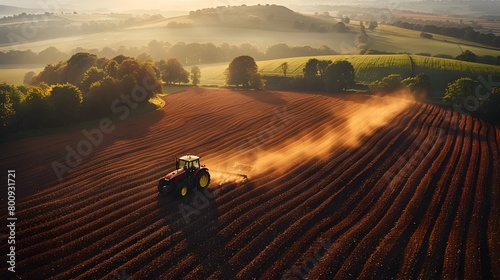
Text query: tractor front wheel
195 170 211 189
176 181 189 197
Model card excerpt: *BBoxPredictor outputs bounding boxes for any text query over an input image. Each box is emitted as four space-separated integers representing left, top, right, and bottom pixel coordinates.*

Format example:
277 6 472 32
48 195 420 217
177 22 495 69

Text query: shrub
443 77 479 105
369 74 403 93
420 32 433 39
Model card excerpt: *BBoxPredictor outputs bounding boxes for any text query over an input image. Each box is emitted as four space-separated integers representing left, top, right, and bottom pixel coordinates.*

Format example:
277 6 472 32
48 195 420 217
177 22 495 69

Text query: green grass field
365 24 499 58
200 54 500 97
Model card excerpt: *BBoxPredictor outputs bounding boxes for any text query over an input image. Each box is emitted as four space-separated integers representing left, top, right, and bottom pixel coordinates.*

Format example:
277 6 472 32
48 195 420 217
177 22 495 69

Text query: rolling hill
143 4 337 32
0 5 46 16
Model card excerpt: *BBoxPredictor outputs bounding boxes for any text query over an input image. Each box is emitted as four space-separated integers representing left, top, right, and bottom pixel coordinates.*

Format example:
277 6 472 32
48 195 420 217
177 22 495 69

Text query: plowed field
1 88 499 279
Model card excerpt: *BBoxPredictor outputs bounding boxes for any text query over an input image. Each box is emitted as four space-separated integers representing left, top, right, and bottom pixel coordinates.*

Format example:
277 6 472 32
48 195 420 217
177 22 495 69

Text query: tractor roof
179 155 200 161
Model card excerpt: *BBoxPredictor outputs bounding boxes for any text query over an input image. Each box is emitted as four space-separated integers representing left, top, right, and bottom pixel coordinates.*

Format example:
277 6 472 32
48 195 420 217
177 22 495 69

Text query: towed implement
157 155 249 197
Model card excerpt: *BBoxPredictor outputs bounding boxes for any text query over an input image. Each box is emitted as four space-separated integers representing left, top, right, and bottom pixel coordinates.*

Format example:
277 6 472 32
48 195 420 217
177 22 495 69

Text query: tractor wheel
176 181 189 197
195 170 211 189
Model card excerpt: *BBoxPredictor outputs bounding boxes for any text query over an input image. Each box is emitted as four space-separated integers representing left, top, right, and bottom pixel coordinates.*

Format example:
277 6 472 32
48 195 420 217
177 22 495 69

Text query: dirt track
1 88 499 279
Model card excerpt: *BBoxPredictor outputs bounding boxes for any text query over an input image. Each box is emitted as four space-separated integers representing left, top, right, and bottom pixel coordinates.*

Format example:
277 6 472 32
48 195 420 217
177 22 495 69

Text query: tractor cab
176 155 201 174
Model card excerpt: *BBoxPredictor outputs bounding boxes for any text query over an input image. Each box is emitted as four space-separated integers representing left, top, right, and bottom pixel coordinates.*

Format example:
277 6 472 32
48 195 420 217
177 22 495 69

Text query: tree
343 16 350 24
32 62 64 85
24 71 36 85
333 22 348 33
120 74 138 96
443 77 500 122
0 83 25 131
456 50 477 62
23 86 50 129
190 66 201 86
37 46 66 63
81 67 107 93
49 83 83 124
266 44 291 59
303 58 319 79
369 74 403 93
84 76 120 118
368 21 378 31
63 52 98 85
160 58 189 84
117 59 141 81
105 60 119 78
443 77 479 105
250 73 265 90
136 52 153 62
280 62 288 77
324 60 355 92
317 60 332 79
402 73 431 96
200 43 218 64
0 88 15 131
226 56 258 87
148 39 167 60
0 83 24 112
463 28 478 42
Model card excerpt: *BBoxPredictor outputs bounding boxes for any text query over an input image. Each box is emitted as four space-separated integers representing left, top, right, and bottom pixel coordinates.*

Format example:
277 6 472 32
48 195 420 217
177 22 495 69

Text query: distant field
0 27 354 53
394 13 500 35
1 18 498 57
200 54 500 97
0 64 44 85
1 10 499 89
356 23 500 57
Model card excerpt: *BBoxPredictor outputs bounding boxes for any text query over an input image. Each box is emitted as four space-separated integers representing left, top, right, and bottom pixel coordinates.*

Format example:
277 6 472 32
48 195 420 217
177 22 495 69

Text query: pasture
199 54 500 96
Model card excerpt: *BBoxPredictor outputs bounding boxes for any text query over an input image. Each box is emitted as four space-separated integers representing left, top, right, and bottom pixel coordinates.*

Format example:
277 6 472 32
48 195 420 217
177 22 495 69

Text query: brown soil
1 88 498 279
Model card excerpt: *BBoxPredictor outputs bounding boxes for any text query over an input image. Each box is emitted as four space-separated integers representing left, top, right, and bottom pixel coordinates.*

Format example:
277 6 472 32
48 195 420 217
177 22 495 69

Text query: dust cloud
207 93 414 183
246 93 414 177
210 170 248 184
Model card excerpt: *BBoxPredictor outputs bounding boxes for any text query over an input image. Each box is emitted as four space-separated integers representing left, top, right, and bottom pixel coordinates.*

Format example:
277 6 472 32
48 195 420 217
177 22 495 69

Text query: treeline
366 72 500 123
390 20 500 48
263 58 436 100
0 47 67 64
0 53 162 134
264 58 357 92
0 41 336 66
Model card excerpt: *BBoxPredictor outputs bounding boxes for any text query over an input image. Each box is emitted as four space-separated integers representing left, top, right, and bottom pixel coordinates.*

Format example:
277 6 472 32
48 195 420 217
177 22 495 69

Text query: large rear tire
195 170 211 189
176 181 189 197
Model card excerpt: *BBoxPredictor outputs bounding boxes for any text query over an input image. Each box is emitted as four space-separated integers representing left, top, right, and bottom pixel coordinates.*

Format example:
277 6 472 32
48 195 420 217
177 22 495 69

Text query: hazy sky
1 0 313 11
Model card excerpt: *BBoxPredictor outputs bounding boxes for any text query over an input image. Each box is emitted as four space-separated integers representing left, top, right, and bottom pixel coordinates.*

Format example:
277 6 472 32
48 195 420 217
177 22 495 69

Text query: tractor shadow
154 185 223 275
